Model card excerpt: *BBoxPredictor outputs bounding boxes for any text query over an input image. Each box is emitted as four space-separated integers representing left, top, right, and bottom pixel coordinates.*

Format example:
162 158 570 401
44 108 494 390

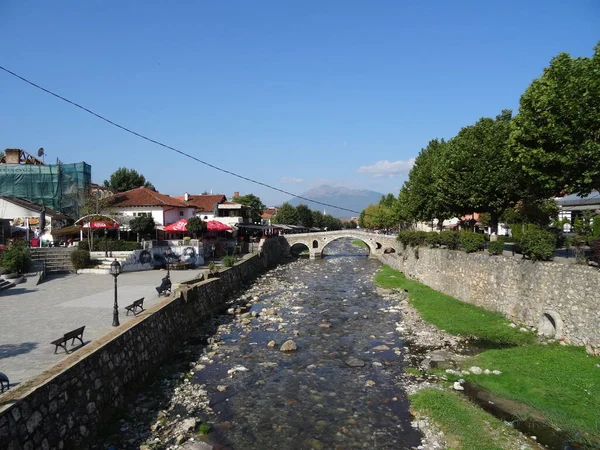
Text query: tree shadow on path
0 342 38 359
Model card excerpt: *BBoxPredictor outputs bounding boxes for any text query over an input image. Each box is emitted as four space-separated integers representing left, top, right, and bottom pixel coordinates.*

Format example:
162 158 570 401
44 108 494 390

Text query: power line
0 64 362 216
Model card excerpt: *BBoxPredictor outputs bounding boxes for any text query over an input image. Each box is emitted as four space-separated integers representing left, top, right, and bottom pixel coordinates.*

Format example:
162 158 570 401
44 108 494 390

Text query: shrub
397 230 429 248
460 231 485 253
207 262 218 274
426 232 441 247
222 255 235 267
77 239 140 252
520 229 556 261
0 241 30 273
439 230 460 249
71 250 91 270
589 238 600 265
487 237 505 255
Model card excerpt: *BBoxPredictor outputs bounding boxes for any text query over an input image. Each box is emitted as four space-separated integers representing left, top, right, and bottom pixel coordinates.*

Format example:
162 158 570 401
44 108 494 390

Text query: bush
397 230 429 248
589 238 600 265
487 237 505 255
71 250 91 270
426 232 441 247
77 239 140 252
222 255 235 267
439 230 460 249
0 241 30 273
520 229 556 261
460 231 485 253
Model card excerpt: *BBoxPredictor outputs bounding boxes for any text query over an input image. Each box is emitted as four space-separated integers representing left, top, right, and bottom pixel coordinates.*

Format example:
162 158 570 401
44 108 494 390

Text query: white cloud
356 158 415 178
280 176 304 183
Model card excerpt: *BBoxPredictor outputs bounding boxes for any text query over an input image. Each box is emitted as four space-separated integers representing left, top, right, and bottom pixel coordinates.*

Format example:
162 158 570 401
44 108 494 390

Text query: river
93 239 422 450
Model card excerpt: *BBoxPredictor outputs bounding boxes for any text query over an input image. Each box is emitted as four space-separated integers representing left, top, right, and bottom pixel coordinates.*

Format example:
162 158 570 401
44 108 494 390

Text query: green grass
464 344 600 446
351 239 368 248
410 388 531 450
374 265 536 346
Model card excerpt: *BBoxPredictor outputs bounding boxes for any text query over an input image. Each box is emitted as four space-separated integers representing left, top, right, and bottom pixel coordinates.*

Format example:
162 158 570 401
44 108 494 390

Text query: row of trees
272 203 354 230
361 42 600 233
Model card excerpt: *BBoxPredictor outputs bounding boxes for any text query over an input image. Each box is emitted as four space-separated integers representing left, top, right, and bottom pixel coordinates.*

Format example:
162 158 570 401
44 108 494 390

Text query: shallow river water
186 240 421 449
93 239 422 450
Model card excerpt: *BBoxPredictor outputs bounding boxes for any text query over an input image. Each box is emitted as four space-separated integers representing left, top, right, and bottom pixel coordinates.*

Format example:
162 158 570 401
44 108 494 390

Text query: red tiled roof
106 187 191 208
174 194 226 212
261 208 278 219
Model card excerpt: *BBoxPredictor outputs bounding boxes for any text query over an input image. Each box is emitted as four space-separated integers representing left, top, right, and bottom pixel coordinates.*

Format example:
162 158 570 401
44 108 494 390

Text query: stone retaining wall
0 238 286 450
380 248 600 353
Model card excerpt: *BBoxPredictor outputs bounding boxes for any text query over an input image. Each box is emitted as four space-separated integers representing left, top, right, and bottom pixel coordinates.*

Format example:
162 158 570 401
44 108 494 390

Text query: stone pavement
0 269 203 389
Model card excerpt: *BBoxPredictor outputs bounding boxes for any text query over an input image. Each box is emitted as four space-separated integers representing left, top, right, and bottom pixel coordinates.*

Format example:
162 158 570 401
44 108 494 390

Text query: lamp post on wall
110 259 122 327
165 247 173 277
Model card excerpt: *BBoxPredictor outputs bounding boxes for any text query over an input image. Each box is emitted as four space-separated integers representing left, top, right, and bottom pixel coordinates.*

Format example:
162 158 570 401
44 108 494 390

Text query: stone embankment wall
380 248 600 353
0 238 286 450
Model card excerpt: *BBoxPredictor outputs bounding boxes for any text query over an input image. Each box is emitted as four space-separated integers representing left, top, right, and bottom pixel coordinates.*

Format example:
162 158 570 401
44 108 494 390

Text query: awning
206 220 232 232
51 225 83 236
163 219 188 232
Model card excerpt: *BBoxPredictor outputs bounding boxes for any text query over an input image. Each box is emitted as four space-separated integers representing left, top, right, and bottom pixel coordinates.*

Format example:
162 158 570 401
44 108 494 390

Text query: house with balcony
175 192 227 221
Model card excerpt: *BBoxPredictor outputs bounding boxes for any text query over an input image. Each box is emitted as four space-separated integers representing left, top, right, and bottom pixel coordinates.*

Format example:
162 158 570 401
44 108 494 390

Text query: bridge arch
281 230 400 259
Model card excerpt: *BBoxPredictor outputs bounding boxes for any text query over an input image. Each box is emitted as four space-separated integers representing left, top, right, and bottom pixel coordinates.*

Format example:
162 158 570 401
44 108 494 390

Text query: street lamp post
110 259 122 327
165 247 173 277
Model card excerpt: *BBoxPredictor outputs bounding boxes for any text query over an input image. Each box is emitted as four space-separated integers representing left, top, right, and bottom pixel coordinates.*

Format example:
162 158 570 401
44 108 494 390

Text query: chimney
234 191 239 199
184 192 189 202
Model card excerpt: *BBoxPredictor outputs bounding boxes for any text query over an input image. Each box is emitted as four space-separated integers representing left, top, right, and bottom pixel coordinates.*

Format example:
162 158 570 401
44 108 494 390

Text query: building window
180 211 184 216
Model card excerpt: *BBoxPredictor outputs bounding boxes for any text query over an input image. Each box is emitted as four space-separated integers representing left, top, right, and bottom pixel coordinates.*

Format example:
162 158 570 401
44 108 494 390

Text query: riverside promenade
0 269 202 389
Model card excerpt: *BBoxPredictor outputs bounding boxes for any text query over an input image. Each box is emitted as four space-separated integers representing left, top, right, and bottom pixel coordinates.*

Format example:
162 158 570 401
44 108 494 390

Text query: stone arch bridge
281 230 400 259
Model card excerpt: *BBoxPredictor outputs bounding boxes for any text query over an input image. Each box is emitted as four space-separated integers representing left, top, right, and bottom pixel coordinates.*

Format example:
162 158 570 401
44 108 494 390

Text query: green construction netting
0 162 91 216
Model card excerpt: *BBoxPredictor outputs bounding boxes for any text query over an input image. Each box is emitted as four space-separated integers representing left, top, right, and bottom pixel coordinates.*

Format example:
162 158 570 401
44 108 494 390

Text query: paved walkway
0 269 204 388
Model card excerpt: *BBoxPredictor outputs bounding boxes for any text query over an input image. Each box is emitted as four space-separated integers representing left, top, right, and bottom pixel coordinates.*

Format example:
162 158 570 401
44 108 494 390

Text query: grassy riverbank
374 265 535 346
376 265 600 447
410 388 533 450
351 239 368 248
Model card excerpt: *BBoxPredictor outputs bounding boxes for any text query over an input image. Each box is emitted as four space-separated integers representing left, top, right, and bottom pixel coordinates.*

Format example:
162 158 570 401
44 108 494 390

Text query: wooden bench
124 297 145 316
50 326 85 354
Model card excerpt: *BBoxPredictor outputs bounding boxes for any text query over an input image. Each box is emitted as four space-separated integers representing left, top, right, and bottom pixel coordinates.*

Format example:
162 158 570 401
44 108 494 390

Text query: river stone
344 357 365 367
452 382 464 391
217 385 227 392
372 345 390 351
365 380 376 387
469 366 483 374
280 340 297 352
181 442 214 450
180 418 197 432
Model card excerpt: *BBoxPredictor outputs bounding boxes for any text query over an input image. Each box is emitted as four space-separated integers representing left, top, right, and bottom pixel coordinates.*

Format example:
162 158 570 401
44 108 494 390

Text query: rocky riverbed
91 242 538 450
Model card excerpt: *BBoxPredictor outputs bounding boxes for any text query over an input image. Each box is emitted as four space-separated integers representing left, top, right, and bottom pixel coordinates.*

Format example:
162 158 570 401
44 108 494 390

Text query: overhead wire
0 64 363 216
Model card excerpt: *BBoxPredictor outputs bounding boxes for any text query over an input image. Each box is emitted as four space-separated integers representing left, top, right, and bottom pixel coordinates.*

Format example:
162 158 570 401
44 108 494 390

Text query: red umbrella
206 220 232 231
163 219 188 232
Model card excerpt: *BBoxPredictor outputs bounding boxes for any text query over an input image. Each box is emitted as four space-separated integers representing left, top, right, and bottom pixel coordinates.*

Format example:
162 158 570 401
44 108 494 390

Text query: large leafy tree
129 216 156 241
272 202 299 225
235 194 265 224
401 139 451 227
295 204 314 228
322 214 343 231
438 111 521 234
186 216 207 237
312 210 325 228
510 43 600 197
104 167 155 192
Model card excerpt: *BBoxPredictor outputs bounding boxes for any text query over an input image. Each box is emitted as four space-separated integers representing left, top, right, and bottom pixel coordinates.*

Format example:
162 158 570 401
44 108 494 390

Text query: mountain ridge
286 185 384 219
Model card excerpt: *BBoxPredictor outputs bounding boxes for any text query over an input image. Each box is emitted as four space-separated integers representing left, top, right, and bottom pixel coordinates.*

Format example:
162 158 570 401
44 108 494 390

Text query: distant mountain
287 185 384 219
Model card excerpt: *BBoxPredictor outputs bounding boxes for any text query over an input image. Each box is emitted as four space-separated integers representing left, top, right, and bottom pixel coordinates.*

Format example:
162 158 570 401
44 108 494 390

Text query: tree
510 43 600 197
186 216 207 237
312 210 325 228
295 204 314 228
103 167 155 192
235 194 266 224
401 139 451 227
322 214 342 231
129 216 155 241
501 198 558 228
272 202 299 225
343 220 357 229
439 111 521 233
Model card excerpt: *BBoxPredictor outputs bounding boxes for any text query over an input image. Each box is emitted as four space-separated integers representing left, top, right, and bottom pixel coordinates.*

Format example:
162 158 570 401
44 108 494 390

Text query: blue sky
1 1 598 207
